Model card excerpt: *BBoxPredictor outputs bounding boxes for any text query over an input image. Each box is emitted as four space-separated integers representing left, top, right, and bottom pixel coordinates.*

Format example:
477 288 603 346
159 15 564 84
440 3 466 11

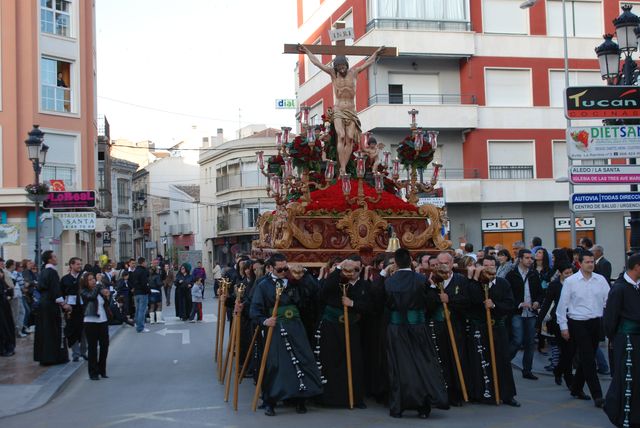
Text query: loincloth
330 109 362 145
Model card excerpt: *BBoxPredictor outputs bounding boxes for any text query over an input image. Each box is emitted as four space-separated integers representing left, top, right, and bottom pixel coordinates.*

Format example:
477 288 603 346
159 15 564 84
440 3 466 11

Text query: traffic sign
571 192 640 212
566 125 640 159
569 165 640 184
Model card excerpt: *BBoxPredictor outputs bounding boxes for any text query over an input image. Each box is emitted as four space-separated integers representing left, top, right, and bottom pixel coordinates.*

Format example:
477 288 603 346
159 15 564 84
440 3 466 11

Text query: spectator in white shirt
556 250 609 408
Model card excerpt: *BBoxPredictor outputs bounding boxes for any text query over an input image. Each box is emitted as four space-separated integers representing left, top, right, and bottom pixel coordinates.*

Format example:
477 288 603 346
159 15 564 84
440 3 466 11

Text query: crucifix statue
286 22 397 176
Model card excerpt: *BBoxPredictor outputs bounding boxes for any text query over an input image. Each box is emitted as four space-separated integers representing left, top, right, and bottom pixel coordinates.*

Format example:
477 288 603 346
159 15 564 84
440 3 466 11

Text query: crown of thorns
333 56 349 67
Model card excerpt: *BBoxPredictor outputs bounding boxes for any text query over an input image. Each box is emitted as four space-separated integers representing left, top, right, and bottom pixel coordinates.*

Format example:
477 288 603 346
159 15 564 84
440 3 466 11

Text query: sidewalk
0 324 124 419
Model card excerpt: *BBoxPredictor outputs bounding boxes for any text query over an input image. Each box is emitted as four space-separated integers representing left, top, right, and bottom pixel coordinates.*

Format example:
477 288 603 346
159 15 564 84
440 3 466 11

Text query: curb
0 324 125 419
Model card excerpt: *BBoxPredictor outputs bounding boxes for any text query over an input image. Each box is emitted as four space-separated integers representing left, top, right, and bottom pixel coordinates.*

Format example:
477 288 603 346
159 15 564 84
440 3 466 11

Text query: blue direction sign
571 192 640 212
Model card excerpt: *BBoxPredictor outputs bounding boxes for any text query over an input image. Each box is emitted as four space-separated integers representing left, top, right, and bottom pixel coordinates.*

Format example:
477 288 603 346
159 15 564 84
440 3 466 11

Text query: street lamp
24 125 48 270
595 4 640 254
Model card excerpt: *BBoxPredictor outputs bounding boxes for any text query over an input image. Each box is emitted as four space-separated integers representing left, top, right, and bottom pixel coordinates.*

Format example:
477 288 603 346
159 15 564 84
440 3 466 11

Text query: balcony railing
366 18 471 32
489 165 534 180
420 168 480 180
216 171 267 193
41 84 71 113
368 93 477 106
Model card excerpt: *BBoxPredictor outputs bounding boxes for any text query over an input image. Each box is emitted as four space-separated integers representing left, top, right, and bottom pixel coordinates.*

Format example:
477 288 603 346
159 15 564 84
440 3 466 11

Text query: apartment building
0 0 97 263
199 127 279 271
296 0 631 268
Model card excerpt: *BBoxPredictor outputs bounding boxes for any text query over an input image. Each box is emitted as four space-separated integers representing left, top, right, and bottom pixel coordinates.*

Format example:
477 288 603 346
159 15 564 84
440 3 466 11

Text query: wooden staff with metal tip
252 283 284 412
436 280 469 402
341 283 354 410
483 275 500 406
239 325 260 384
232 285 245 410
217 279 229 382
222 304 236 386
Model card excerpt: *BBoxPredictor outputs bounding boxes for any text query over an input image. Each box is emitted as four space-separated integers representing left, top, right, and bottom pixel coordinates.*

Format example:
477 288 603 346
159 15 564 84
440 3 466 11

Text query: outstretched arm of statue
298 44 334 75
353 46 385 74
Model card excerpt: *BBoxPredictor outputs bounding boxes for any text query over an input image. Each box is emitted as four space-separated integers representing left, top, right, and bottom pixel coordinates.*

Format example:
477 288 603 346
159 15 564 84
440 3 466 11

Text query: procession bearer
249 253 323 417
604 253 640 428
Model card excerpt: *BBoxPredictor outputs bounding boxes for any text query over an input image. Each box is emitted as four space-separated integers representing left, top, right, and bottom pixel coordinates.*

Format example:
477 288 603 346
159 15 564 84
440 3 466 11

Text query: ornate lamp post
594 5 640 254
24 125 49 270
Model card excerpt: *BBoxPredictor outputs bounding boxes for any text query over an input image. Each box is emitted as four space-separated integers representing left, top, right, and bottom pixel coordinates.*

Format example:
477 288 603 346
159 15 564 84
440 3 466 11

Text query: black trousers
85 322 109 377
568 318 602 399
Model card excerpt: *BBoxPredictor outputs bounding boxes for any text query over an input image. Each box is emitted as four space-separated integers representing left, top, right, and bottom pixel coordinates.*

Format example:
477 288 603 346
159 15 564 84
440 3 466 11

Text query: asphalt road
1 297 613 428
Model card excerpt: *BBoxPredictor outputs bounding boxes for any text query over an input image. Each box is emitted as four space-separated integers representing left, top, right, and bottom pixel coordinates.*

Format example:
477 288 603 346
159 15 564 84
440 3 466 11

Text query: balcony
489 165 534 180
366 18 471 32
360 93 478 130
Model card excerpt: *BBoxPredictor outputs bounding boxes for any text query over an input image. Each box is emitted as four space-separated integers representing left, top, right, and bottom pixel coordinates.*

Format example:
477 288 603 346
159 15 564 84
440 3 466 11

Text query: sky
96 0 299 146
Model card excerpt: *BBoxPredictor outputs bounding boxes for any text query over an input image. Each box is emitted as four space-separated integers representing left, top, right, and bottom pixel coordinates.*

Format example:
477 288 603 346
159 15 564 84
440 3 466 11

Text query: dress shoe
389 411 402 418
100 374 109 379
503 399 521 407
594 398 605 408
264 405 275 416
0 351 15 357
295 402 307 414
72 356 79 362
523 372 538 380
354 402 367 409
418 406 431 419
451 400 464 407
571 391 591 400
554 375 562 386
89 375 100 381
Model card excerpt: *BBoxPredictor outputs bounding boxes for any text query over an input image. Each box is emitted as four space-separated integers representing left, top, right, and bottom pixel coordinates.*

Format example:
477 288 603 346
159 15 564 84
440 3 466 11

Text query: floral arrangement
267 154 284 175
305 180 418 213
286 135 323 171
397 135 435 169
24 182 49 195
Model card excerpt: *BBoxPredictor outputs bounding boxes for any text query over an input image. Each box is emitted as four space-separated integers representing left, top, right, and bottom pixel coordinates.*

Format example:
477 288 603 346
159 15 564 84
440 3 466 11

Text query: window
117 179 131 215
488 141 535 179
483 0 528 34
547 0 602 37
41 57 71 113
41 0 71 37
389 84 403 104
241 160 261 187
552 141 568 178
309 101 324 126
246 207 260 228
42 133 77 189
305 39 322 81
485 69 532 107
119 225 133 261
388 73 440 104
367 0 468 22
549 70 602 107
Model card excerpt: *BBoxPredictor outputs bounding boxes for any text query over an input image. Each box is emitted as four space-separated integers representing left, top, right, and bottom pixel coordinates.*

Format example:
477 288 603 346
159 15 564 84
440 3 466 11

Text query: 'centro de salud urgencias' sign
565 86 640 119
43 191 96 209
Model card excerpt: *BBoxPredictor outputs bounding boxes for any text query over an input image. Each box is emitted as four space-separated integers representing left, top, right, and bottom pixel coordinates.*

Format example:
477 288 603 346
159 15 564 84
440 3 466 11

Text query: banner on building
0 224 20 245
54 212 96 230
554 217 596 230
566 125 640 160
44 191 96 209
481 219 524 231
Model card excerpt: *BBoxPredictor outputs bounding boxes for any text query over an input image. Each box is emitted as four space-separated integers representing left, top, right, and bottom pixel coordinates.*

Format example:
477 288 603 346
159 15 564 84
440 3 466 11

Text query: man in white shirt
556 250 609 408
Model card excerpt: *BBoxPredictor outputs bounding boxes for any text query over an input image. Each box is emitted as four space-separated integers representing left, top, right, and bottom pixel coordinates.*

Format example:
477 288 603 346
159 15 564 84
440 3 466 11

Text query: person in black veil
362 254 392 403
384 248 448 419
0 269 16 357
466 256 520 407
250 253 322 416
174 263 193 321
604 253 640 428
316 254 370 408
34 251 70 365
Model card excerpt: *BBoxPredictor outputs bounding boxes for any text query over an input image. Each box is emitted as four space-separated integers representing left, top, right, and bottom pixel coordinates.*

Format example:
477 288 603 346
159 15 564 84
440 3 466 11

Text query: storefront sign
275 99 296 109
554 217 596 230
481 219 524 231
566 125 640 159
54 212 96 230
571 192 640 212
569 165 640 184
43 191 96 209
565 86 640 119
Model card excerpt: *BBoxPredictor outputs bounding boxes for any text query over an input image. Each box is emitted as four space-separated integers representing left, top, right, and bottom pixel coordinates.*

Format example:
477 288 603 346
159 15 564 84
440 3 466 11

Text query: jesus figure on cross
298 44 384 176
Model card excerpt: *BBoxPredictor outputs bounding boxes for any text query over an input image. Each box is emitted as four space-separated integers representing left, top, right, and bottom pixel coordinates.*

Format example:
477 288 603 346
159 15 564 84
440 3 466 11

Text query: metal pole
562 0 577 247
34 162 41 271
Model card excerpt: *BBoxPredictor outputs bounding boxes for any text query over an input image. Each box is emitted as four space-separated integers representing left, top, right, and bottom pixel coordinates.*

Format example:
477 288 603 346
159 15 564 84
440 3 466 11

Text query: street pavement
1 295 613 428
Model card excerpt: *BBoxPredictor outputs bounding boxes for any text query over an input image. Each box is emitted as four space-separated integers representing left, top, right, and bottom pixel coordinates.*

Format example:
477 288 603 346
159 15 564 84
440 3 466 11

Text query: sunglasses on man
275 267 289 273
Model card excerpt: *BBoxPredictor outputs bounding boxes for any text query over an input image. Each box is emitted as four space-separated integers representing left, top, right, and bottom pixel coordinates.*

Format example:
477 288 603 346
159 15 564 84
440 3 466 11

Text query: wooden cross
284 21 398 57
